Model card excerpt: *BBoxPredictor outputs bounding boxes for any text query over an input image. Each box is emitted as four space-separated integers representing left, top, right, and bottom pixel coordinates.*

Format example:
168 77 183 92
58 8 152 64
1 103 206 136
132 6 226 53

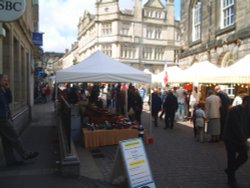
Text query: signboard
32 32 43 46
120 138 156 188
0 0 26 22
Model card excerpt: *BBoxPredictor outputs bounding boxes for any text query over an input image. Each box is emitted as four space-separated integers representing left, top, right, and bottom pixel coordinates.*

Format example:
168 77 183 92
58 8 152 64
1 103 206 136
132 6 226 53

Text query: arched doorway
218 52 235 68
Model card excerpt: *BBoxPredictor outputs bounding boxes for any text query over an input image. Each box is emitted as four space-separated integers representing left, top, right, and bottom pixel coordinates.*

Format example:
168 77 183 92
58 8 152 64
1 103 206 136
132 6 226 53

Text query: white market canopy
155 66 186 83
56 50 151 84
183 61 222 83
221 54 250 83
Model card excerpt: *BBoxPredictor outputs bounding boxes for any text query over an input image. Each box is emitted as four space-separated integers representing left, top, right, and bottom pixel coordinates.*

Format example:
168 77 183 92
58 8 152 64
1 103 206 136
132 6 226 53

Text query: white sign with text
0 0 26 22
120 138 156 188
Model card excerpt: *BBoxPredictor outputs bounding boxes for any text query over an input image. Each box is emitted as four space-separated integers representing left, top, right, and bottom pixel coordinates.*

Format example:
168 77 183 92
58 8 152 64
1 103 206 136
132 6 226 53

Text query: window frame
191 0 201 42
220 0 235 29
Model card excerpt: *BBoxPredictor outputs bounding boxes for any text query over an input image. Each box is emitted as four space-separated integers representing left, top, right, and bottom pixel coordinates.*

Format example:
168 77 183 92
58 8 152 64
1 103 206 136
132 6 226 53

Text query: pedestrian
176 84 187 121
214 85 231 139
163 90 178 129
151 89 162 127
193 103 206 143
189 86 199 118
223 95 250 187
106 88 112 111
116 85 125 115
0 74 39 166
45 84 51 102
159 88 168 119
232 91 247 107
138 85 146 101
205 90 221 143
132 89 143 124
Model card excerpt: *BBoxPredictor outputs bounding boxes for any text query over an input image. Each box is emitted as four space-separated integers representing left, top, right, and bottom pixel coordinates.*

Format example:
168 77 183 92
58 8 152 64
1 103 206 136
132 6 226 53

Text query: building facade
179 0 250 69
0 0 40 133
43 52 64 76
59 0 180 73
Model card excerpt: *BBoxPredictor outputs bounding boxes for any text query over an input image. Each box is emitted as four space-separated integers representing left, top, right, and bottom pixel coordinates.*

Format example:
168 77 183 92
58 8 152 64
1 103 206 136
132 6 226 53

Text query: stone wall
179 0 250 68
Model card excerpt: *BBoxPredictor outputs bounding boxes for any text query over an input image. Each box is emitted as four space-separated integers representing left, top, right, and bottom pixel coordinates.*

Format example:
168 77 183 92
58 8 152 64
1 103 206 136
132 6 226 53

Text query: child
193 103 206 143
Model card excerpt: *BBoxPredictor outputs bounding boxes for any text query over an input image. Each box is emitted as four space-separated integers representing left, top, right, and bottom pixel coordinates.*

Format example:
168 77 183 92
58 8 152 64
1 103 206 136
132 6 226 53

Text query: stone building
179 0 250 69
43 52 64 76
59 0 180 73
0 0 40 133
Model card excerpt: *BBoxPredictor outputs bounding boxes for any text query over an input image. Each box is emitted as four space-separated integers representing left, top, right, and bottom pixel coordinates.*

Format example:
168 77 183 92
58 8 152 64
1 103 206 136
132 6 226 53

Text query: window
221 0 235 28
155 27 161 39
143 47 153 60
102 44 112 57
146 26 153 38
120 23 130 35
192 0 201 41
155 48 164 60
155 11 162 19
121 45 136 59
146 26 161 39
102 23 112 36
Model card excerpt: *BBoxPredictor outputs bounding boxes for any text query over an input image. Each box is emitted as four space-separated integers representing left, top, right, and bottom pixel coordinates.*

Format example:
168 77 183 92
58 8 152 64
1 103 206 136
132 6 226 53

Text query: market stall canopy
155 66 186 83
183 61 221 83
143 69 159 83
221 54 250 83
56 51 151 83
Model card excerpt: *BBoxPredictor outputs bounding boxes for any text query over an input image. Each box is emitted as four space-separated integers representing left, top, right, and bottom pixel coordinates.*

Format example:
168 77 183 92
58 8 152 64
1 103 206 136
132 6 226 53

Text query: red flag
164 70 168 84
163 60 168 84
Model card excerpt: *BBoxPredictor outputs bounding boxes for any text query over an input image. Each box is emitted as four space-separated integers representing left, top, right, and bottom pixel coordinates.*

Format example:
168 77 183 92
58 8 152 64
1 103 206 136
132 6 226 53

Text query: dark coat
223 105 250 144
217 91 231 116
151 92 162 115
0 88 12 119
132 94 143 113
163 92 178 115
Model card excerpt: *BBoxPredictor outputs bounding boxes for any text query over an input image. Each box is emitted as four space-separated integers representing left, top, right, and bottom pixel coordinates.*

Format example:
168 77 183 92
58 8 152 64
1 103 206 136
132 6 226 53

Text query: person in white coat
205 90 221 142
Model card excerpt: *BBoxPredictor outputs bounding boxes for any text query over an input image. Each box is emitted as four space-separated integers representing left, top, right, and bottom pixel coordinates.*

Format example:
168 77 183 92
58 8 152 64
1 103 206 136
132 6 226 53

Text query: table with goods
82 104 147 148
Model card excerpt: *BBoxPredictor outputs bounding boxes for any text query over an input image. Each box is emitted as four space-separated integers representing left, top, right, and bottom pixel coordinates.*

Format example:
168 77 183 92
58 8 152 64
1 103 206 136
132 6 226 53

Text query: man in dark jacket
223 95 250 186
215 85 231 139
151 90 162 127
0 74 39 166
163 90 178 129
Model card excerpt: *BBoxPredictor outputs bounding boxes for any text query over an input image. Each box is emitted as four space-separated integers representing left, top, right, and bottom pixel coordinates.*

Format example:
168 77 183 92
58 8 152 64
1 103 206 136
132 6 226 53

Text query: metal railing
58 94 72 153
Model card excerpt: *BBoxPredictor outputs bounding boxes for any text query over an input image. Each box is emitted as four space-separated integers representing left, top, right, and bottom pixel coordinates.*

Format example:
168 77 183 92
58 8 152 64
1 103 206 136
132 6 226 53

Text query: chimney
134 0 142 20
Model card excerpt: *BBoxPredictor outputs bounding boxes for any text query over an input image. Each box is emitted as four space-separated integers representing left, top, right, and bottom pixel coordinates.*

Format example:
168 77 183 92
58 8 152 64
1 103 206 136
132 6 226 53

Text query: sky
40 0 180 53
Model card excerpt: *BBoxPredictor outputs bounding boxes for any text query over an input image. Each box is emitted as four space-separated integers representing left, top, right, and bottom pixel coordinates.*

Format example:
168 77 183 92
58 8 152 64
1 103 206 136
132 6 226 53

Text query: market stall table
82 128 144 148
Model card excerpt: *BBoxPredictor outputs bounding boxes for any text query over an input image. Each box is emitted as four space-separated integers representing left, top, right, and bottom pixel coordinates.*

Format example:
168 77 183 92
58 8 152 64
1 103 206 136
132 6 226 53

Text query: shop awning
220 54 250 83
183 61 221 83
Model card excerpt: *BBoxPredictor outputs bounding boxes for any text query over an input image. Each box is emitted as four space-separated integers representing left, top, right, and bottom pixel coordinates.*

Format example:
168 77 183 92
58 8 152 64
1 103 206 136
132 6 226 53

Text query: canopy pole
149 86 152 136
125 85 128 117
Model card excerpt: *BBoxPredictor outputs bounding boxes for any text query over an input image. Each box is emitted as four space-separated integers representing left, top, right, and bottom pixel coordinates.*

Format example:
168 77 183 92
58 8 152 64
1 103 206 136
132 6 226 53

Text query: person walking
128 87 143 125
176 85 187 121
205 90 221 143
151 90 162 127
45 84 51 102
193 103 206 143
223 95 250 187
163 90 178 129
159 88 168 119
0 74 39 166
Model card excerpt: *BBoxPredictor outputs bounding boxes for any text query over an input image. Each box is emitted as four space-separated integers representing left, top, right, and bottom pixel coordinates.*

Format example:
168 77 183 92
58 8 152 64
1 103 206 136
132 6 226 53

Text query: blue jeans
178 103 185 121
